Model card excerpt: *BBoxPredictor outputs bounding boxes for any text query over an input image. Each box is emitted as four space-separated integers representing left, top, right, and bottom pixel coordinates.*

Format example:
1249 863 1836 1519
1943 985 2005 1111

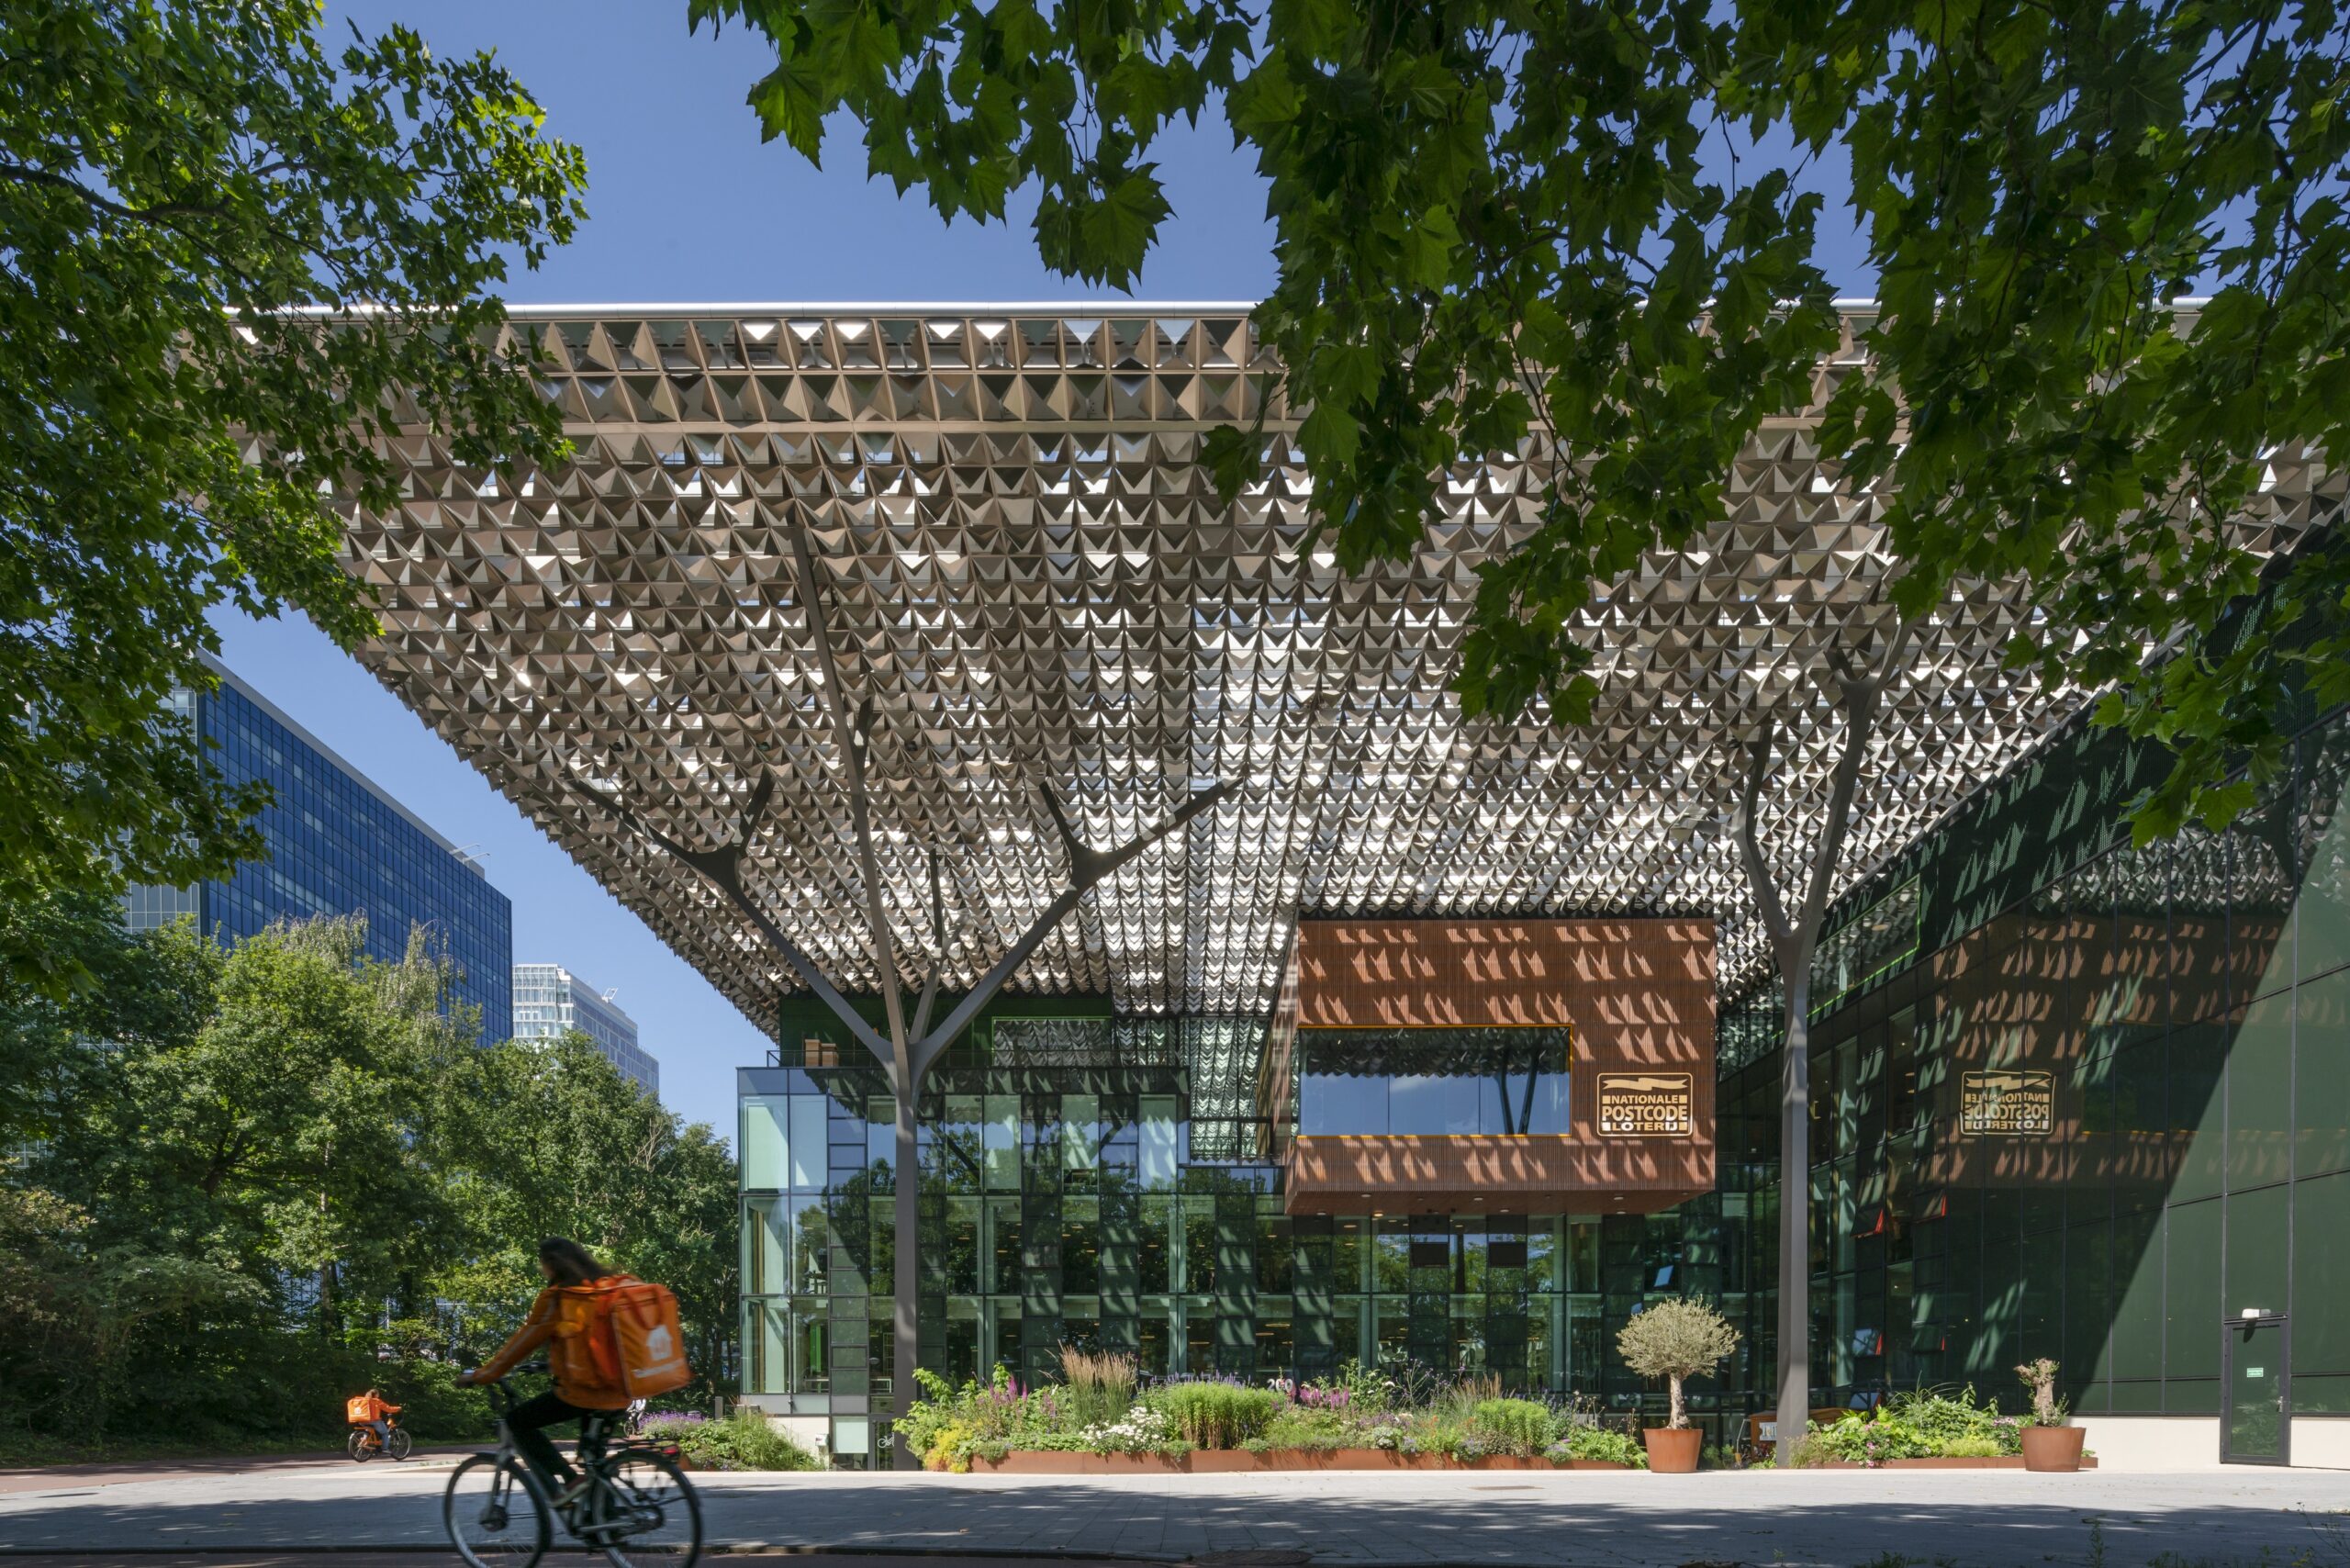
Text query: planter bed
970 1448 1634 1474
968 1450 1188 1474
1800 1455 2098 1470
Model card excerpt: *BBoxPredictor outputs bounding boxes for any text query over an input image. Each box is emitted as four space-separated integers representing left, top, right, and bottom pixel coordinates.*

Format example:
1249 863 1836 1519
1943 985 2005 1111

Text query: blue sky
231 2 1875 1142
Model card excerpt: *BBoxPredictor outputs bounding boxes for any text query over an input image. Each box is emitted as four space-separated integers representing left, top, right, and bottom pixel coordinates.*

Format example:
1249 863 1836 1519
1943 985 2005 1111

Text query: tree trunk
891 1085 921 1468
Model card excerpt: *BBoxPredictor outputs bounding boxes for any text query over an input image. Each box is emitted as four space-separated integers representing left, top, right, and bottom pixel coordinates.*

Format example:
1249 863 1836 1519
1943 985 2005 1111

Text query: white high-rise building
511 963 659 1095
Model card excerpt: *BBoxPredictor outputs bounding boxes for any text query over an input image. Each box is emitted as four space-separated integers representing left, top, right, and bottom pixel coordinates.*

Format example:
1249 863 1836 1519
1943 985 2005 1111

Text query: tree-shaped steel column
571 510 1231 1463
1736 625 1907 1467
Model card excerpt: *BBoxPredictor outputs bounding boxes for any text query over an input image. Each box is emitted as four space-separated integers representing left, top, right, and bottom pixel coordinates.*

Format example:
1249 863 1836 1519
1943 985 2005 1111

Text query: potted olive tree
1617 1298 1740 1473
2015 1359 2083 1472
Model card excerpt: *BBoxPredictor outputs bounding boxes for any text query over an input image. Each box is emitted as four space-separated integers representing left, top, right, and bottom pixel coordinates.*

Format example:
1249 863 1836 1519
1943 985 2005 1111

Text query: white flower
1080 1405 1173 1455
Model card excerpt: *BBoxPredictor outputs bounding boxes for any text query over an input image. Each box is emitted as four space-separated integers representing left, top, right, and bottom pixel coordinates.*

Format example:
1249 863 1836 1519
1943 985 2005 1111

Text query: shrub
1260 1405 1351 1451
1058 1345 1138 1429
1548 1425 1648 1468
644 1410 818 1472
1882 1384 2022 1454
897 1364 1071 1470
1469 1397 1554 1457
1615 1298 1740 1429
1147 1382 1279 1449
1809 1411 1930 1466
1335 1358 1398 1414
1942 1433 2005 1458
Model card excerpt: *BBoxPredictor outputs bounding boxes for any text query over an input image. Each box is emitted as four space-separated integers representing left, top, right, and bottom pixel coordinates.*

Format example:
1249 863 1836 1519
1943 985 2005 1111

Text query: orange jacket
347 1393 400 1424
473 1281 631 1409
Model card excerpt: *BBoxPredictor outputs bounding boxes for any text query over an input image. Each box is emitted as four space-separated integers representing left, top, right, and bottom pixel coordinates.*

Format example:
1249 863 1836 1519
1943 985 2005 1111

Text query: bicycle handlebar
468 1361 549 1411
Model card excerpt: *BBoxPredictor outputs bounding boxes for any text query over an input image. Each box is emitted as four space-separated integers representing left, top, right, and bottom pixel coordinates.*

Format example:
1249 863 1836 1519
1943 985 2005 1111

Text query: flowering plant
1270 1377 1354 1412
1080 1404 1175 1455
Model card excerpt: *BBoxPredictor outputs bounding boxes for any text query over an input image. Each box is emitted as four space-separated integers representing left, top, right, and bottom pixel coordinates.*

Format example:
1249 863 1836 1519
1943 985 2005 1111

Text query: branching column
1735 631 1902 1466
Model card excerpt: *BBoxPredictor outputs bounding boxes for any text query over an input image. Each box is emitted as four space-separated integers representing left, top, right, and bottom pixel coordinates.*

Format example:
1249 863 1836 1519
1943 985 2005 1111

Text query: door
2221 1314 2289 1465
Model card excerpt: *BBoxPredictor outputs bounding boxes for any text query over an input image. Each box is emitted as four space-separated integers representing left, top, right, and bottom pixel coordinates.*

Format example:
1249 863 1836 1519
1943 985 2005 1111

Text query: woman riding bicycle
456 1238 632 1504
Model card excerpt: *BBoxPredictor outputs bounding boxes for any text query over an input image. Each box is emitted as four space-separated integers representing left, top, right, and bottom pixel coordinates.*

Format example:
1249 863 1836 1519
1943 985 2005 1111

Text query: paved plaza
3 1462 2348 1567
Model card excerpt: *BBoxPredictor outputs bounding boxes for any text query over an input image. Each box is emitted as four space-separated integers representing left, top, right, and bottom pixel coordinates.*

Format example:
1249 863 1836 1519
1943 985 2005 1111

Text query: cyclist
456 1238 632 1506
348 1388 401 1456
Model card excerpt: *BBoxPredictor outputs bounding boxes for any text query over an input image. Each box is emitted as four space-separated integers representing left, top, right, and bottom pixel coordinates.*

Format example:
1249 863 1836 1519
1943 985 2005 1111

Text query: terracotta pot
1643 1427 1703 1473
2020 1425 2086 1473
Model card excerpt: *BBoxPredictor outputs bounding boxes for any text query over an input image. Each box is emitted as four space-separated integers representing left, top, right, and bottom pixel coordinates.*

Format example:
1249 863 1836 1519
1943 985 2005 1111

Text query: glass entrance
2221 1316 2289 1464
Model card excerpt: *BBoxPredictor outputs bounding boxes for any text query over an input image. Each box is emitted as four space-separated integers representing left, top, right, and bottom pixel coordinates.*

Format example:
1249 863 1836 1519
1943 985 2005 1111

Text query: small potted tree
2015 1359 2082 1472
1616 1297 1740 1473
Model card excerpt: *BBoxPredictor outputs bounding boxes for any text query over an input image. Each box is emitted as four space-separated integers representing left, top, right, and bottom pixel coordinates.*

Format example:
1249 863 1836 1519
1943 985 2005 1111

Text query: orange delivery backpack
344 1394 374 1426
578 1275 692 1399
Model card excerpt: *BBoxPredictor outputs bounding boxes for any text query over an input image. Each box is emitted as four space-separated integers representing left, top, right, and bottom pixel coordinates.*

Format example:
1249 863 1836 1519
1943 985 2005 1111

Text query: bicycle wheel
347 1429 374 1463
386 1427 414 1461
443 1453 552 1567
586 1447 701 1566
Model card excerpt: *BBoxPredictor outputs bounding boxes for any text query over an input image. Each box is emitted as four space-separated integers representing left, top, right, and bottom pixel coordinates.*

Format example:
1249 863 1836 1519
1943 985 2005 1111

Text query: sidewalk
6 1462 2350 1565
0 1447 484 1496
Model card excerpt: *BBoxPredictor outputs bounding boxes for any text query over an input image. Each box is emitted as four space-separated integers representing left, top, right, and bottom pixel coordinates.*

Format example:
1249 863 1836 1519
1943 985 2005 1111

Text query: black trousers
507 1391 610 1489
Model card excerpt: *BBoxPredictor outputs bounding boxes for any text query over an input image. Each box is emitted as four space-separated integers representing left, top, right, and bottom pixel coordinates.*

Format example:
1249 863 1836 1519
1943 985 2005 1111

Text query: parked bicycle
443 1362 701 1567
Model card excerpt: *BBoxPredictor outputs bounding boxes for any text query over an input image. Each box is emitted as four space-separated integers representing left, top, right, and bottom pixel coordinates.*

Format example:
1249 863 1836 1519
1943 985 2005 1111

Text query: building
329 308 2344 1470
513 963 661 1093
124 654 512 1042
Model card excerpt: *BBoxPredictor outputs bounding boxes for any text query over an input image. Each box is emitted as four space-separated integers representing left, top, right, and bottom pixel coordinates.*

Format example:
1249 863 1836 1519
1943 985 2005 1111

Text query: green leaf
1200 422 1265 502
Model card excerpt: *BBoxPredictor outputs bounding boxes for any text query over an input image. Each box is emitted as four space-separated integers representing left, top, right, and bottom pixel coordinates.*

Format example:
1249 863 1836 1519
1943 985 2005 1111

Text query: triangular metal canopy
334 306 2333 1035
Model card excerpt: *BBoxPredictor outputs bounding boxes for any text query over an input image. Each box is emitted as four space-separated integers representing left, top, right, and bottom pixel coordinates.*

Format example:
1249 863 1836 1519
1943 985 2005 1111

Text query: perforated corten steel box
1280 917 1717 1215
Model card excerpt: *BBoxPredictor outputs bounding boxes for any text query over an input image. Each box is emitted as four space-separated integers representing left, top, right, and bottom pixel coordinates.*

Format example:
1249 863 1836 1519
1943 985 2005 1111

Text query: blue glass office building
126 656 513 1042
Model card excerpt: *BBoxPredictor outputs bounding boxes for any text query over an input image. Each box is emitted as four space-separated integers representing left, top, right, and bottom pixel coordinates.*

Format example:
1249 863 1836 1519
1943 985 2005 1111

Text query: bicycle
442 1363 702 1567
347 1419 413 1462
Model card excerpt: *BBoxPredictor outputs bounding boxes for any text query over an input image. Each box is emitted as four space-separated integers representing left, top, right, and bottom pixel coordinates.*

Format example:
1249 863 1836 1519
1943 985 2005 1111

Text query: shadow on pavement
4 1474 2348 1567
0 1557 1145 1568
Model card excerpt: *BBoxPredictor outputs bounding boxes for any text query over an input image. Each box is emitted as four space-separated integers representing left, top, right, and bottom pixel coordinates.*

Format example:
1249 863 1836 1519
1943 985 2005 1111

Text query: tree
689 0 2349 837
0 0 585 992
0 886 215 1153
3 906 740 1448
439 1033 740 1397
1616 1297 1741 1431
48 916 476 1332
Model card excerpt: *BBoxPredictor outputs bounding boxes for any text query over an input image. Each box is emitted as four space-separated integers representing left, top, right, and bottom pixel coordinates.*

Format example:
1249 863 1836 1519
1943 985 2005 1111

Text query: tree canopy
0 0 585 992
0 905 733 1450
693 0 2350 838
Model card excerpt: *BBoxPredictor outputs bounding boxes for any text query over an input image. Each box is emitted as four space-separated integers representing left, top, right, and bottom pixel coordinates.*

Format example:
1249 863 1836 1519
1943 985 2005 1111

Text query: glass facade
1710 700 2350 1436
1296 1027 1572 1136
124 661 513 1042
740 1012 1729 1461
737 699 2349 1464
514 963 660 1093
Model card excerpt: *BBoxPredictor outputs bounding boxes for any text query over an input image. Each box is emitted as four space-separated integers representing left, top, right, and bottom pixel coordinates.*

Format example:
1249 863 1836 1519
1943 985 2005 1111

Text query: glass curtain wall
1711 703 2350 1429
